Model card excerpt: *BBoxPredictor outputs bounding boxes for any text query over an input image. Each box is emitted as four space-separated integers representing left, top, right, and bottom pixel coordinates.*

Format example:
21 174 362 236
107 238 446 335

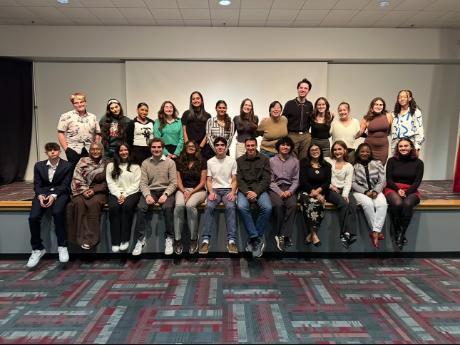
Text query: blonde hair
69 92 86 104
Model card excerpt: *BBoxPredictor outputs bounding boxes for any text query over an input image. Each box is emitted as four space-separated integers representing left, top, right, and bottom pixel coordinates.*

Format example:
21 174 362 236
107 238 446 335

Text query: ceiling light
378 0 390 8
219 0 231 6
57 0 69 4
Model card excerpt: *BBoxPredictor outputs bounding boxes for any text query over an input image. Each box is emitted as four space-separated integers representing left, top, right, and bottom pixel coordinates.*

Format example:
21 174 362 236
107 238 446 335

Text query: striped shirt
206 117 235 153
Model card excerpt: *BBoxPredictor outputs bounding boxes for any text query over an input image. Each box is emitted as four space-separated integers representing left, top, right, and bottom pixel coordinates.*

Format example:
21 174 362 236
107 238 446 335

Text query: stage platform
0 181 459 255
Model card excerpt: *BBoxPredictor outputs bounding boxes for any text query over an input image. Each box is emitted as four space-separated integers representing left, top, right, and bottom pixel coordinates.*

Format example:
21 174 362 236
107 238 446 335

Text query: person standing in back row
57 92 101 165
283 78 313 160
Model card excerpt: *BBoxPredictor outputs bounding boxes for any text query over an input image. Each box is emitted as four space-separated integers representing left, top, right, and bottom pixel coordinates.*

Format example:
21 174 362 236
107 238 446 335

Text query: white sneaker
132 239 145 256
111 245 120 253
57 246 69 263
119 242 129 251
164 237 173 255
26 249 46 268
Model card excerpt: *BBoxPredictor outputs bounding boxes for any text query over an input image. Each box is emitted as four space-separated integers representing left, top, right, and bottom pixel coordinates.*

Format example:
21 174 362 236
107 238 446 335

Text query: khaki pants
288 132 311 160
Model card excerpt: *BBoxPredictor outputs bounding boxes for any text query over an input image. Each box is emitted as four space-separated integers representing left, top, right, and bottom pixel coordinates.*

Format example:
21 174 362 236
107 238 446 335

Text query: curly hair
393 89 419 116
354 143 375 164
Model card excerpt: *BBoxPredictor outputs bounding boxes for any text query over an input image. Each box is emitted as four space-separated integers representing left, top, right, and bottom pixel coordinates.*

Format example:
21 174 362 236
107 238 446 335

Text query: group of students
26 78 425 267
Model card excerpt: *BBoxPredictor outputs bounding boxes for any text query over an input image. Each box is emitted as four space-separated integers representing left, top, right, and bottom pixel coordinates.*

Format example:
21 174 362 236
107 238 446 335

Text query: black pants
269 189 297 238
29 194 69 250
134 190 175 241
65 147 88 166
326 191 358 235
386 192 420 229
131 146 151 166
108 192 140 245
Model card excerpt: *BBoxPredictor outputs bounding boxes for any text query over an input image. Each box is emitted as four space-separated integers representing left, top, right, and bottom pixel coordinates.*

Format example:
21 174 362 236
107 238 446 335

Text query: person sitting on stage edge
236 137 272 258
199 137 238 255
325 140 358 249
26 142 73 268
173 140 208 255
66 142 108 250
132 138 177 256
57 92 101 165
298 144 332 247
352 143 388 249
269 136 299 251
106 143 141 253
384 138 424 250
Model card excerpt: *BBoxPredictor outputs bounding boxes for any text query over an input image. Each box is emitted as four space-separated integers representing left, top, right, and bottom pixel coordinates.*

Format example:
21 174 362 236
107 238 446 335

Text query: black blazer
33 159 73 197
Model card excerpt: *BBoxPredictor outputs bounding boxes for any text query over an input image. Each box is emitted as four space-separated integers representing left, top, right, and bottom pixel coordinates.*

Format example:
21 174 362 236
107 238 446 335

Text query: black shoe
252 237 264 258
340 233 350 249
285 237 293 248
245 237 256 252
173 240 183 255
275 235 285 251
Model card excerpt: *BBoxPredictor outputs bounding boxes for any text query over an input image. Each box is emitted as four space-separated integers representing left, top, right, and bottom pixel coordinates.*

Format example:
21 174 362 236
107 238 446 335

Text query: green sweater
153 118 184 156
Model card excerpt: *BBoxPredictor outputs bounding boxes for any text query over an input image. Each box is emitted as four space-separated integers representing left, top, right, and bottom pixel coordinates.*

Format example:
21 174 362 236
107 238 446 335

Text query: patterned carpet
1 180 459 201
1 257 460 343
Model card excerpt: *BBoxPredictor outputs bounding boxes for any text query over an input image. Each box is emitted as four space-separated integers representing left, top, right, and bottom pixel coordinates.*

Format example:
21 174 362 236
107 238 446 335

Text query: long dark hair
215 100 232 132
312 97 333 124
239 98 258 130
354 143 375 165
157 101 179 130
102 99 126 149
393 89 419 116
364 97 387 122
105 98 125 118
393 138 417 160
179 140 201 165
111 143 133 180
188 91 208 122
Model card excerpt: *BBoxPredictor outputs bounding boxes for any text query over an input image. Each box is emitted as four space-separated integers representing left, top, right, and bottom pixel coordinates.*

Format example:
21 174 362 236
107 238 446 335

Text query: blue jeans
237 191 272 239
202 188 237 242
260 149 276 158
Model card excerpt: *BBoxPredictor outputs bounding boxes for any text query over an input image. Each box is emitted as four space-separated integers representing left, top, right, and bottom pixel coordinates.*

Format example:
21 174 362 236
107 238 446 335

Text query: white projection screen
125 61 327 156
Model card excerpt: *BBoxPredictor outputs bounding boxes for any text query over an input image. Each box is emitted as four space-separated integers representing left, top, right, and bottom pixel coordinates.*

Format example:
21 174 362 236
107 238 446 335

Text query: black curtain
0 58 33 185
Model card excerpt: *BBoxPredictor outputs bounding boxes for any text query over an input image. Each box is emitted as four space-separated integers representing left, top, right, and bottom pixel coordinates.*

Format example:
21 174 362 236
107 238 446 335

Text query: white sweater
106 162 141 198
325 157 353 198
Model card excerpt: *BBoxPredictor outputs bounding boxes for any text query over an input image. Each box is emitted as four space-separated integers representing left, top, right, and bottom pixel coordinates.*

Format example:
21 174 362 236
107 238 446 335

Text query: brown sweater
140 156 177 198
257 116 288 153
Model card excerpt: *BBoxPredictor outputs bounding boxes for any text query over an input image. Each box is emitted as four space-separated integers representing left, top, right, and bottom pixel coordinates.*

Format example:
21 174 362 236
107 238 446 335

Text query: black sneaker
252 237 265 258
275 235 285 251
340 233 350 249
173 240 183 255
245 238 255 252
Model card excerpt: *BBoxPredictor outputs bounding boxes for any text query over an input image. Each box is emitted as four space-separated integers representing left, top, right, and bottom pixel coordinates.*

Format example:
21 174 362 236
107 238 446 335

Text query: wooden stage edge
1 199 460 211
